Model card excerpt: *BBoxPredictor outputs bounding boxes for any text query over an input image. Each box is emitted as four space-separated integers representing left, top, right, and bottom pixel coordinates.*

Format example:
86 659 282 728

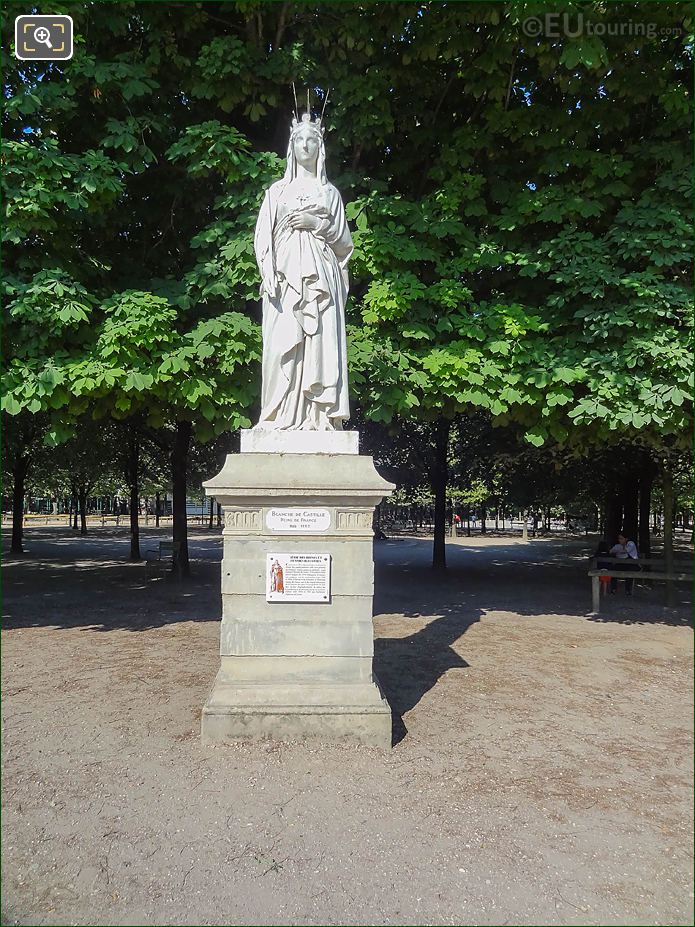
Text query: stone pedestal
201 431 395 747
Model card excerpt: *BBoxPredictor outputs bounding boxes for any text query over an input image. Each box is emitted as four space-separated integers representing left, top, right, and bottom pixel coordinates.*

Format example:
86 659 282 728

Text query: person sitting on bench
609 532 640 595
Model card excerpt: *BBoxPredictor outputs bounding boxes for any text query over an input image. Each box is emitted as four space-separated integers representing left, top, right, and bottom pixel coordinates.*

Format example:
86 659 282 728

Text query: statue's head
283 112 327 184
292 117 321 171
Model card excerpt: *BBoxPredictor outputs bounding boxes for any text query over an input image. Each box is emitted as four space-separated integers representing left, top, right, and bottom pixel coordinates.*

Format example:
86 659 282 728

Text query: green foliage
455 479 491 509
2 0 692 472
2 140 124 246
339 1 692 453
2 2 269 443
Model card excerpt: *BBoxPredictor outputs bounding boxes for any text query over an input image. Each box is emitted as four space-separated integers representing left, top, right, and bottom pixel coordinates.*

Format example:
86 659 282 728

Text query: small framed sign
266 553 331 603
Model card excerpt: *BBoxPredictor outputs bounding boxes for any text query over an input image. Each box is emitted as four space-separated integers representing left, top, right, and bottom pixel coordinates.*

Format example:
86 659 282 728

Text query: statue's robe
253 179 353 429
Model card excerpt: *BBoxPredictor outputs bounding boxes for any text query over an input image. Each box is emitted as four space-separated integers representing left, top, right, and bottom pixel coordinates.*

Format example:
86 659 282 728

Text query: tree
2 412 50 554
3 3 270 571
3 2 692 576
342 2 692 566
44 424 123 534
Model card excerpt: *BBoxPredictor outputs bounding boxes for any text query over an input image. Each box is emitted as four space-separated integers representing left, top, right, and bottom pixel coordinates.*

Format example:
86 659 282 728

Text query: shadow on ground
2 527 223 633
3 528 691 744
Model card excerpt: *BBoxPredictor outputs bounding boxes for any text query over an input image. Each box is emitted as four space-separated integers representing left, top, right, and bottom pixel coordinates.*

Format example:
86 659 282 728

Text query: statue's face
293 126 320 172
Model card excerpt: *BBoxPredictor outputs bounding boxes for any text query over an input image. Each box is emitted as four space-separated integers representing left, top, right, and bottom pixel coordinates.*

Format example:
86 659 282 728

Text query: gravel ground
2 527 693 926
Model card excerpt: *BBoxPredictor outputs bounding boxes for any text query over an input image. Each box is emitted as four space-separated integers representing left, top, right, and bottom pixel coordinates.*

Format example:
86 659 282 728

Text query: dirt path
2 529 692 926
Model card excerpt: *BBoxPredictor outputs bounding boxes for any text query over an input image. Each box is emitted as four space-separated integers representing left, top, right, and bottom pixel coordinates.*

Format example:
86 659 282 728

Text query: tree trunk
130 490 142 560
604 493 622 541
662 465 675 607
621 476 639 542
126 430 141 560
431 418 450 571
70 485 79 530
155 492 161 528
78 489 88 535
480 504 487 534
171 421 192 577
11 456 29 554
638 461 655 558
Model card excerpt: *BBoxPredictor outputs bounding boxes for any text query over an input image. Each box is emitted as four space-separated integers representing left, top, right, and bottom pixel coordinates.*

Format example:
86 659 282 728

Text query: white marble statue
253 109 353 431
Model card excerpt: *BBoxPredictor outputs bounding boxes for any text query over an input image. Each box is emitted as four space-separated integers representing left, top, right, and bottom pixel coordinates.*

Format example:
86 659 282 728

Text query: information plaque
266 508 331 533
266 553 331 603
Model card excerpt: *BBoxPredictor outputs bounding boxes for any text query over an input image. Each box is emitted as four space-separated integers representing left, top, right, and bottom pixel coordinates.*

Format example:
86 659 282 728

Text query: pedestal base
202 446 395 749
201 671 392 747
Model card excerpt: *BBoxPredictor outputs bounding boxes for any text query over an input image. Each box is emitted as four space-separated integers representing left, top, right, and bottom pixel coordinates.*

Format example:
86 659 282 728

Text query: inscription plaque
266 507 330 533
266 553 331 603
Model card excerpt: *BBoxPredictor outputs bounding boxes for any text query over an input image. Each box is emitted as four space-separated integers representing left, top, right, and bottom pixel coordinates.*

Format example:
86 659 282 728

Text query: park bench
145 540 182 581
588 556 691 614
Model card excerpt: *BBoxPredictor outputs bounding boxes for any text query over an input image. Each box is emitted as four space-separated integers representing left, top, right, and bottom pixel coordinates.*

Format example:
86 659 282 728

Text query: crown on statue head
290 111 324 137
290 85 329 138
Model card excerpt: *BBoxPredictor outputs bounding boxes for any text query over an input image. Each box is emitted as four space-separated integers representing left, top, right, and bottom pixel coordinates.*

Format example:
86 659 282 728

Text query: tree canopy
2 1 692 564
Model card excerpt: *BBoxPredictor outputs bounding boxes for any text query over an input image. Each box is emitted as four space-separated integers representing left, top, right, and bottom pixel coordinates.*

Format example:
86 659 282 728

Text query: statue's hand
262 276 279 300
288 212 321 232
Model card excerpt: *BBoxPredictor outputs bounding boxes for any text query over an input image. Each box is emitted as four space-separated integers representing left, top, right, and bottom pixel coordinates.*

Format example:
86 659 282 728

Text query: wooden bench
588 556 691 613
145 541 182 581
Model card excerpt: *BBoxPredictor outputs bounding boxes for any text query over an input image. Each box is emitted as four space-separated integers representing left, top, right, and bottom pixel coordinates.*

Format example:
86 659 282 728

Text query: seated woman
608 533 640 595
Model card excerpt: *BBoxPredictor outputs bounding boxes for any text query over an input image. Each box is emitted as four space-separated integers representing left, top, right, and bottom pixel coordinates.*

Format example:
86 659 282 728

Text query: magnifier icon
33 26 53 49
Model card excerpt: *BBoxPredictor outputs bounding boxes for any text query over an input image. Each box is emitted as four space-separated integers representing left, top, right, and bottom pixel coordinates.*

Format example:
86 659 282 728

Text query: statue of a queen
253 104 353 431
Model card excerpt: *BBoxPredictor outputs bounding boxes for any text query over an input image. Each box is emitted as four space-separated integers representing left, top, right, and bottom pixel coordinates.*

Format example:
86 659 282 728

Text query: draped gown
253 178 353 429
